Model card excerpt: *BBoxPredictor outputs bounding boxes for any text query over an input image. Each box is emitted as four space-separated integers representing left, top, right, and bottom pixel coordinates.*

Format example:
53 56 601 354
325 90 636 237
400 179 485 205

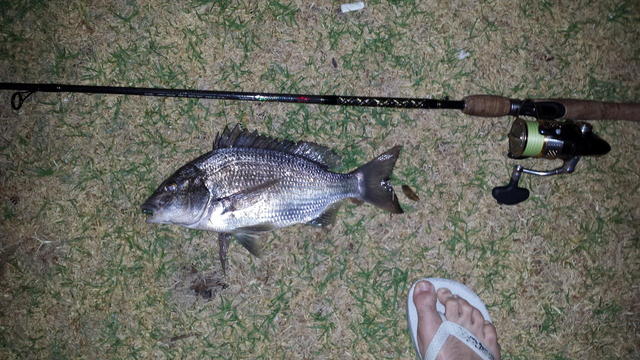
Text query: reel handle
492 157 581 205
492 165 530 205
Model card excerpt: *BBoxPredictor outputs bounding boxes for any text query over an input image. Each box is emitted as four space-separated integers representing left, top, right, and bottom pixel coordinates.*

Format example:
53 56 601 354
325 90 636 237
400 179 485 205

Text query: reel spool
492 118 611 205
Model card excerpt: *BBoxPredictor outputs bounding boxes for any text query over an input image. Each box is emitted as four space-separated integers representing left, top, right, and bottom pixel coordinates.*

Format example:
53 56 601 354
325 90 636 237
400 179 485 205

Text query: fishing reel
492 117 611 205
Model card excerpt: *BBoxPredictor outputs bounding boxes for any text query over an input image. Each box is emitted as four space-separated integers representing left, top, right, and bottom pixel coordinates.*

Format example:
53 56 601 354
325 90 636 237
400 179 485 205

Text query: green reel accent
522 120 543 157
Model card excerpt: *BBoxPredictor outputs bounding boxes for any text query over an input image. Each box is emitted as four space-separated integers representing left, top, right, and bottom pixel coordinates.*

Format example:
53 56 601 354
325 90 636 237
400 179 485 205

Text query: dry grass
1 0 639 359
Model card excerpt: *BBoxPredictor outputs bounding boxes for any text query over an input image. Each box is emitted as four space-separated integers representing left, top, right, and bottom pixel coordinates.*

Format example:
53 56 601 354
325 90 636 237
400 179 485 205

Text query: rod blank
0 82 464 111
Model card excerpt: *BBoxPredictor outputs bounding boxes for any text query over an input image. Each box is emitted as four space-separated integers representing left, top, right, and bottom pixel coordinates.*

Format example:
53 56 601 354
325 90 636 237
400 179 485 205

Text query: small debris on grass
457 49 470 60
161 332 202 347
168 333 200 343
331 57 338 68
190 272 228 299
402 185 420 201
0 244 19 279
341 1 365 13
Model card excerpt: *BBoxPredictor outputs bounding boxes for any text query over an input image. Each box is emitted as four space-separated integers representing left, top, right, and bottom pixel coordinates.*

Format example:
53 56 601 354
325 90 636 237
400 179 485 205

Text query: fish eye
164 183 178 192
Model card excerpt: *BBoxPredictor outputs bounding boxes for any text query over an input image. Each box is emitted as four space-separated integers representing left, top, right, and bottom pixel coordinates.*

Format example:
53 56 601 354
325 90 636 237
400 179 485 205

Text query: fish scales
198 148 356 229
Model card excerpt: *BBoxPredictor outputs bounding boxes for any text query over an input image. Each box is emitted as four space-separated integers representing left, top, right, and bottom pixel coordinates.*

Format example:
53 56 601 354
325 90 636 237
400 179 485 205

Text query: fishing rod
3 82 640 120
2 82 639 204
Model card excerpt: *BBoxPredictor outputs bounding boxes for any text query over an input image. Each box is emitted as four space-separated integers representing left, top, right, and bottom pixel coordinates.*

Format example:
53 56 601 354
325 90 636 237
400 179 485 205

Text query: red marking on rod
297 96 311 101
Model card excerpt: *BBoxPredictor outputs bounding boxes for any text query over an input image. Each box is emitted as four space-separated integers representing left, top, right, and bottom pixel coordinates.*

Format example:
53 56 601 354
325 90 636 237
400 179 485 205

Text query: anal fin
232 224 275 257
307 203 341 227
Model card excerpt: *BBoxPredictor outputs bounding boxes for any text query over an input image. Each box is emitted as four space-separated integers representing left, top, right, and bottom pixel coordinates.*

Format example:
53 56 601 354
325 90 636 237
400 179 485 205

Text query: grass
1 0 639 359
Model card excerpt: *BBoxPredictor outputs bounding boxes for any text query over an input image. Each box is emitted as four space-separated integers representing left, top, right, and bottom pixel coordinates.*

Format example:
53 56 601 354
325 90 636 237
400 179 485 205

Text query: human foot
408 279 500 360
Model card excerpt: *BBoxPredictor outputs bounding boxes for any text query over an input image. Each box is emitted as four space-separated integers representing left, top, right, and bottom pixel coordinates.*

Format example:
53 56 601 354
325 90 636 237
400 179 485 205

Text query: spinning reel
492 116 611 205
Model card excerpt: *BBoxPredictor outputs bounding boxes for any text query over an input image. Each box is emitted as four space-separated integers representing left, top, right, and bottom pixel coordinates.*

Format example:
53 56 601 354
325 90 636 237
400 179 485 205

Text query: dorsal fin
291 142 341 169
213 124 296 152
213 124 341 168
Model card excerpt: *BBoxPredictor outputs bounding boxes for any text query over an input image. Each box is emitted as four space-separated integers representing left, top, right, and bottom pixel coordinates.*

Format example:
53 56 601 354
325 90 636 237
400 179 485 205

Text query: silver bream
142 124 403 272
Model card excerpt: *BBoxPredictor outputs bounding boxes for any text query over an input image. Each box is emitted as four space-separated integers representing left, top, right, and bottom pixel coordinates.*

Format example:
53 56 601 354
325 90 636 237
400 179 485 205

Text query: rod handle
547 98 640 121
462 95 512 117
463 95 640 121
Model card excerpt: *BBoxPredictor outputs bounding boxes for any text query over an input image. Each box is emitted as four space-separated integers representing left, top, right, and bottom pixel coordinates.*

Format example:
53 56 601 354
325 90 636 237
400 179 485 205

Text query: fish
141 124 403 273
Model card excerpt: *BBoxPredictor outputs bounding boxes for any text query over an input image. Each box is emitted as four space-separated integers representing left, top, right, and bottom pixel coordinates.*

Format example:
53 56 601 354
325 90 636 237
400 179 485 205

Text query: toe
483 320 498 343
437 287 451 300
470 308 485 333
483 321 501 360
413 280 436 310
437 289 461 321
412 281 441 358
457 298 474 328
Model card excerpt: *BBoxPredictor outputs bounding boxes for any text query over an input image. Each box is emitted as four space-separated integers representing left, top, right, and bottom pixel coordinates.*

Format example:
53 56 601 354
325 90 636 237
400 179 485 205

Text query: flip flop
407 278 495 360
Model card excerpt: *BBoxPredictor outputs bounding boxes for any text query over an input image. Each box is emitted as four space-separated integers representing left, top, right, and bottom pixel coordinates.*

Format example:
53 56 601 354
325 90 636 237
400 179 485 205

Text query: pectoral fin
220 179 280 214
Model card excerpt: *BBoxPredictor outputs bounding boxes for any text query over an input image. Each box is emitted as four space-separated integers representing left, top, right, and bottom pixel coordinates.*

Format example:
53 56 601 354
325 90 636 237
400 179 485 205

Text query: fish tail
352 146 403 214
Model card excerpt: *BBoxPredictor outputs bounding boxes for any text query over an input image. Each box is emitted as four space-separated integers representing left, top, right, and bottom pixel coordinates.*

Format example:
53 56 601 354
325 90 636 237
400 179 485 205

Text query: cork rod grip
462 95 512 117
546 99 640 121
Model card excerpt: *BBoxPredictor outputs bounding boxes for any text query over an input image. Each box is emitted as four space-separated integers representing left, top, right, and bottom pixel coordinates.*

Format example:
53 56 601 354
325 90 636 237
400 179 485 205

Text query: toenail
416 281 428 291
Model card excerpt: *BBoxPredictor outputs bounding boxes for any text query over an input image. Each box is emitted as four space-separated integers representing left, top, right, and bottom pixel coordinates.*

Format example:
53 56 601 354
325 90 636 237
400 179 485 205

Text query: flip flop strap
424 320 495 360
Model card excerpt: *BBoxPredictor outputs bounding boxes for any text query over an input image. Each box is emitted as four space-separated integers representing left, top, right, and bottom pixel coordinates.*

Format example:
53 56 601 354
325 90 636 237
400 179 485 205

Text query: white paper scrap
457 50 470 60
341 2 365 13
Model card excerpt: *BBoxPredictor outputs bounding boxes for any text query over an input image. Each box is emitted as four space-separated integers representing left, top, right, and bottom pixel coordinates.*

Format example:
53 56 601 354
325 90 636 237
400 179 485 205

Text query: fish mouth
141 201 159 223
